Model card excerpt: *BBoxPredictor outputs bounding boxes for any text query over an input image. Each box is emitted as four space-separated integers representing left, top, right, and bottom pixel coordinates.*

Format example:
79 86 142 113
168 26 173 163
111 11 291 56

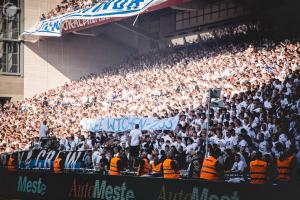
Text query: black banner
1 150 90 170
0 169 299 200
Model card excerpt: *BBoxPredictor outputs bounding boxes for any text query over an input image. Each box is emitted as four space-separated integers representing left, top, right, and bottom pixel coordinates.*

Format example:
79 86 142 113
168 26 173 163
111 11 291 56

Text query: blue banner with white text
80 115 179 132
20 0 161 42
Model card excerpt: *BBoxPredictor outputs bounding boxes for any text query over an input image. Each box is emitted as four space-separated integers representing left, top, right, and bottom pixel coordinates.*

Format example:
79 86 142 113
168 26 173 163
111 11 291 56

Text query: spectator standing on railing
39 120 49 148
39 120 49 138
128 124 142 170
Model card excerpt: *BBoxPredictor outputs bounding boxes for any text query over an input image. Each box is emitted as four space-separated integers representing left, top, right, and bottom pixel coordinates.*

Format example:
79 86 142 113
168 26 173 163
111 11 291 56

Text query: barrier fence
1 150 300 199
1 149 299 181
0 169 299 200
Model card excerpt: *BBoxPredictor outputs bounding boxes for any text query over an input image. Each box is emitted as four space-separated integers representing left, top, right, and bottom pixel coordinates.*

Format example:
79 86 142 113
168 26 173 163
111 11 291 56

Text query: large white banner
80 115 179 132
20 0 162 42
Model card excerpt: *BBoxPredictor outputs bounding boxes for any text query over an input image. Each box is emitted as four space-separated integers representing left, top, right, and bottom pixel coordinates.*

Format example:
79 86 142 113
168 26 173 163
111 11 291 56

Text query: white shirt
264 101 272 109
231 160 247 172
259 141 268 153
224 136 236 149
238 140 248 149
92 151 101 168
39 125 48 138
65 140 76 151
129 129 142 146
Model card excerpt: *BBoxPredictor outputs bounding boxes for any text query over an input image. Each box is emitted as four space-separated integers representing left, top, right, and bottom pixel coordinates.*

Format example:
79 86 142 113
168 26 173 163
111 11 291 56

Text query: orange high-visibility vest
53 158 62 173
276 156 294 182
110 157 121 176
138 158 150 176
163 159 180 179
7 157 17 172
200 156 218 181
152 162 162 173
250 160 268 184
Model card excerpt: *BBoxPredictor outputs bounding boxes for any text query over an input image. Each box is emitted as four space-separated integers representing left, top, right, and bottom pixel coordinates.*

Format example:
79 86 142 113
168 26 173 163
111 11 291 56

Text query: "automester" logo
17 176 46 196
69 178 135 200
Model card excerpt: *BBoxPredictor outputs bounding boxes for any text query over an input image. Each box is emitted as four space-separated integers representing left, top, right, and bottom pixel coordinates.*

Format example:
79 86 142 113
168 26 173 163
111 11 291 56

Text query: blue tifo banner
20 0 162 42
80 115 179 132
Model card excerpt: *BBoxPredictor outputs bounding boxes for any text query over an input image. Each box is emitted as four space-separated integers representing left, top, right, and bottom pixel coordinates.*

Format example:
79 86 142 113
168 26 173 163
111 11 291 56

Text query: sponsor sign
0 170 299 200
17 176 46 196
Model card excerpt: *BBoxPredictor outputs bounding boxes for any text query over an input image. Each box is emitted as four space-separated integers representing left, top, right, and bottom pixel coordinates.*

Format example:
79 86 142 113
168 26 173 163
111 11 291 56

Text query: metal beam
0 38 22 42
114 22 159 42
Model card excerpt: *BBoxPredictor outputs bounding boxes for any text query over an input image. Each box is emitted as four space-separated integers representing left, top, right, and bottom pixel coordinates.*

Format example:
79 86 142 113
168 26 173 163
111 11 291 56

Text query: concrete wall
23 0 135 98
0 75 24 102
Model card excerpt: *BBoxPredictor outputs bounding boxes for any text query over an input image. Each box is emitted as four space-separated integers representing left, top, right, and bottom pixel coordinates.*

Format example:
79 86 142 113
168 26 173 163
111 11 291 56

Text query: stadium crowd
40 0 103 20
1 30 300 181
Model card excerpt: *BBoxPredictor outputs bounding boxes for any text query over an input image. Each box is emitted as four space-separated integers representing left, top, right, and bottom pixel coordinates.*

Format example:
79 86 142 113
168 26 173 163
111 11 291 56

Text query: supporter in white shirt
39 121 48 138
185 138 196 154
273 80 283 91
264 98 272 109
260 124 271 140
256 133 268 153
279 133 288 144
237 134 248 150
224 131 237 149
211 131 226 151
92 149 101 169
86 138 93 149
129 124 142 147
231 154 247 173
81 96 89 104
162 134 172 144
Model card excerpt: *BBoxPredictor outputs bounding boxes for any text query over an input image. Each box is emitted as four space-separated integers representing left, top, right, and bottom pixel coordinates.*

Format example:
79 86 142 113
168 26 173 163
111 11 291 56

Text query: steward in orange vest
163 152 180 179
200 152 219 181
249 152 268 184
138 152 150 176
151 156 162 175
7 154 17 172
110 153 122 176
53 154 64 173
276 152 295 182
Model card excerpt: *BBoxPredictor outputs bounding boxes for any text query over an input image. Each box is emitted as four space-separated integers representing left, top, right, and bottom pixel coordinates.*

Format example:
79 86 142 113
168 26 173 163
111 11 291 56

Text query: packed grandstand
40 0 104 20
1 21 300 183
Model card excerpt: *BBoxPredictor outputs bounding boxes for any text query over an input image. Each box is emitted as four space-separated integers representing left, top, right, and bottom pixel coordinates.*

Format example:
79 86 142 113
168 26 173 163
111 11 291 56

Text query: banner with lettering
11 150 90 170
80 115 179 132
20 0 163 42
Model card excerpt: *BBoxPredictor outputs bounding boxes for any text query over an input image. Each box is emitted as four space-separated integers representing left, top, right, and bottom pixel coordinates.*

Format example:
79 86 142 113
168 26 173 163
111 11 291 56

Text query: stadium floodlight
185 34 199 44
3 3 19 18
171 37 185 46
